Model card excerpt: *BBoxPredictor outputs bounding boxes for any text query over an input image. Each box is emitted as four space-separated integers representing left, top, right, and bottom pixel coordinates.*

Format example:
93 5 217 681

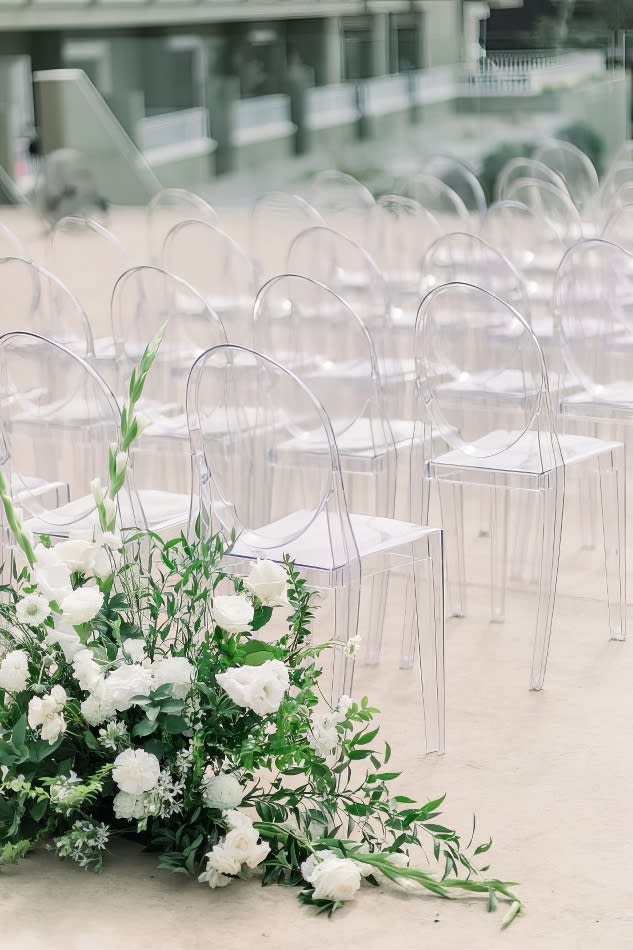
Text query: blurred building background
0 0 629 204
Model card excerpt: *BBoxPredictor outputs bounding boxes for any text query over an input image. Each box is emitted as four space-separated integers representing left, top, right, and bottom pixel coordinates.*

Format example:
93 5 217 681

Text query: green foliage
554 121 605 176
478 141 535 203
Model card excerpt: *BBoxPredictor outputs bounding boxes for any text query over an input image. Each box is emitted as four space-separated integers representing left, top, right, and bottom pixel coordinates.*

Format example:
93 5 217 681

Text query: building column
323 16 342 85
463 2 490 68
371 12 389 77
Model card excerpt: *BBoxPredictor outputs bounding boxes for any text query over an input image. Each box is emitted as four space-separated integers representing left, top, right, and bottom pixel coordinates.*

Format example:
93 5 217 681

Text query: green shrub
554 121 605 176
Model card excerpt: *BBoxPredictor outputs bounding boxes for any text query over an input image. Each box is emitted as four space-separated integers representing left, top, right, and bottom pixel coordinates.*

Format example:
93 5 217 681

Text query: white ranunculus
104 664 153 712
308 712 340 758
0 649 29 693
304 854 362 902
45 621 83 662
244 560 289 607
72 649 102 691
113 791 147 820
202 770 243 811
151 656 194 700
112 748 161 795
216 659 289 716
15 593 51 628
27 685 67 744
61 587 104 626
33 545 73 604
121 639 147 664
210 594 254 634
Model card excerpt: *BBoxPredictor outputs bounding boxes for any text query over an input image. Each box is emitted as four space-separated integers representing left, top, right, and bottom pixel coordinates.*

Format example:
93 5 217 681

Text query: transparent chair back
0 331 139 537
146 188 220 263
250 191 323 282
421 232 529 316
503 177 583 245
0 256 93 357
599 163 633 222
553 239 633 397
161 219 257 346
49 216 131 349
187 342 359 567
602 202 633 254
401 172 470 228
496 157 569 202
533 139 599 213
423 155 487 217
0 222 28 261
309 170 375 244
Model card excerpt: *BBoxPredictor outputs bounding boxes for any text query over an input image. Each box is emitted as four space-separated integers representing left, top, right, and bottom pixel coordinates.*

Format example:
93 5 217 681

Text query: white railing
464 50 605 96
361 74 411 116
232 94 294 145
138 107 208 153
411 65 459 105
306 83 360 129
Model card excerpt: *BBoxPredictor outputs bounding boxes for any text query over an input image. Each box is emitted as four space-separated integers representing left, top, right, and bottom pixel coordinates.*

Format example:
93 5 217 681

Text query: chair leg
366 571 390 664
599 449 626 641
330 581 361 703
490 478 509 623
438 478 466 617
579 476 596 550
408 531 445 754
530 478 564 690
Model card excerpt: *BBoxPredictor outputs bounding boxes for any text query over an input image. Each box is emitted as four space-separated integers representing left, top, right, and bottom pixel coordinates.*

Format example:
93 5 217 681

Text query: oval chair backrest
416 281 552 460
250 191 323 282
496 158 569 202
0 222 28 261
367 195 441 288
402 172 470 225
481 199 565 273
503 177 583 245
533 139 599 212
186 342 359 564
146 188 220 264
423 155 487 217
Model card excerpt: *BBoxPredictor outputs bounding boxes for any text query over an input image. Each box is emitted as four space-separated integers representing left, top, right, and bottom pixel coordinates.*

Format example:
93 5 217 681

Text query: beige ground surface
2 207 633 949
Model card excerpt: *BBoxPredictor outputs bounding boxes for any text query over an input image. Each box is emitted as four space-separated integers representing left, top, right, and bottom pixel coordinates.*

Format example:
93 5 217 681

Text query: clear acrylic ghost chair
612 141 633 165
0 223 28 261
49 215 131 385
503 178 584 246
366 195 441 334
250 191 323 283
309 170 376 245
415 282 625 688
495 158 569 202
533 139 600 215
111 264 227 501
423 155 487 218
0 332 192 545
598 162 633 221
602 202 633 253
146 188 220 264
187 343 445 753
400 172 470 230
161 219 258 346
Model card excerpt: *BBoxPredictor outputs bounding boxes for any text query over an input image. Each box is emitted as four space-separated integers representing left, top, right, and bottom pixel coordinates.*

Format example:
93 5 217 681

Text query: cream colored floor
3 207 633 948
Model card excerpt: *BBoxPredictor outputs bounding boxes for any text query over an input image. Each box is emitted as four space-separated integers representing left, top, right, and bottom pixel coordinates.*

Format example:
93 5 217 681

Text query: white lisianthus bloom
61 587 104 626
33 544 73 604
100 531 123 550
113 791 147 821
343 635 362 659
244 560 289 607
198 864 232 889
121 639 147 664
112 748 161 795
54 539 96 574
90 477 105 505
72 649 102 691
206 810 270 877
28 685 67 744
45 621 83 662
151 656 194 700
210 595 254 634
216 659 289 716
15 593 51 628
302 854 362 902
308 712 340 758
0 649 29 693
104 664 153 712
202 770 243 811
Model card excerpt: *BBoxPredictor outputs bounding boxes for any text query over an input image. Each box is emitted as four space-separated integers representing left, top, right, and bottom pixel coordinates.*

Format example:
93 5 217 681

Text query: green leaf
132 718 159 738
84 730 100 751
162 715 189 735
11 715 26 749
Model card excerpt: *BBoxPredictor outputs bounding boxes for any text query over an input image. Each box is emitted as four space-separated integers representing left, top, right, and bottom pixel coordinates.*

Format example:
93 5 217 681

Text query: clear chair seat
561 381 633 418
437 368 565 399
23 488 191 537
231 508 435 572
276 417 419 461
430 429 621 478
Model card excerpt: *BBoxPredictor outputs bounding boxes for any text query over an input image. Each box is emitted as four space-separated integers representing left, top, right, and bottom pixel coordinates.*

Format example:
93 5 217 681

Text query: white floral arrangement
0 330 523 926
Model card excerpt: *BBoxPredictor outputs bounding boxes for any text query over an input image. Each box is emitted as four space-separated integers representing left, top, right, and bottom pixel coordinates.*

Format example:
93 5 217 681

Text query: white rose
104 664 153 712
244 560 289 607
113 791 147 820
112 748 160 795
216 659 289 716
72 649 102 691
198 865 232 889
202 770 243 811
45 620 83 661
27 685 67 744
206 810 269 876
61 587 104 626
33 544 72 603
151 656 194 700
210 595 254 634
305 855 362 902
15 593 50 627
308 712 340 758
0 649 29 693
